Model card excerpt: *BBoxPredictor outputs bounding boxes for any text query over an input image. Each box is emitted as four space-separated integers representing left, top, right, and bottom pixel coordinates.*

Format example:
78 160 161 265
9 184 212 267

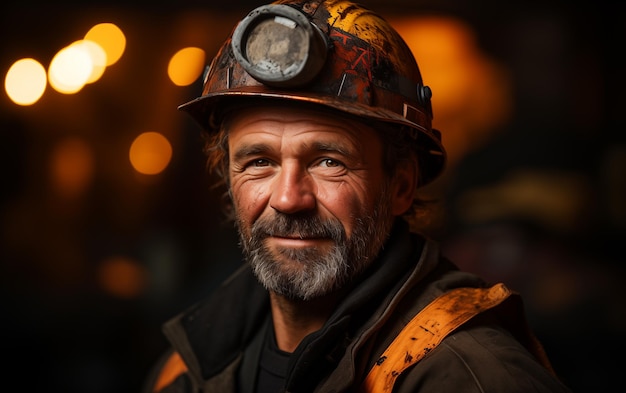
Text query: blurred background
1 0 624 391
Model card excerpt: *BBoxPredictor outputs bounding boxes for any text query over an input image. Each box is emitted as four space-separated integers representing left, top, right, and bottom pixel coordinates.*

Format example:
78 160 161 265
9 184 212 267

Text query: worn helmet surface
179 0 446 185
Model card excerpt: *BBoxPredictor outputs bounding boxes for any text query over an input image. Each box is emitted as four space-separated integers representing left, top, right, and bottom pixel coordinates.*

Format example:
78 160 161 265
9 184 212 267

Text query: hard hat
179 0 446 186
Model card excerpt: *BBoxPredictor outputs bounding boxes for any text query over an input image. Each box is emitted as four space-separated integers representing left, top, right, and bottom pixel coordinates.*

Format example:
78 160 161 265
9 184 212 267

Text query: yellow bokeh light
168 47 205 86
129 132 173 175
48 41 94 94
85 22 126 66
5 58 47 106
81 39 108 83
392 16 512 169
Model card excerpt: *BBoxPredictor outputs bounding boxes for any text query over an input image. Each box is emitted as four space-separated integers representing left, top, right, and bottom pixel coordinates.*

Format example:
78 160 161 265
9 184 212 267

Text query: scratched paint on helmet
179 0 446 186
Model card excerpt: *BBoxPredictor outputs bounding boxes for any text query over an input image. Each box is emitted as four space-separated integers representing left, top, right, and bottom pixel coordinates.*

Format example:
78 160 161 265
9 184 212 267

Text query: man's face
227 105 404 300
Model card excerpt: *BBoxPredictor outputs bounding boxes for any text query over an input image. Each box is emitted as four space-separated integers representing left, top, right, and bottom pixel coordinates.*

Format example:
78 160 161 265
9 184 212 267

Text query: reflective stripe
154 351 187 392
361 283 512 393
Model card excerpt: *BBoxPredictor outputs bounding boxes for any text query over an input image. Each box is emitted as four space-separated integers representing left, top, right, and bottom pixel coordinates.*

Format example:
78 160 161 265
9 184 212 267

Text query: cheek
231 179 270 222
317 182 373 236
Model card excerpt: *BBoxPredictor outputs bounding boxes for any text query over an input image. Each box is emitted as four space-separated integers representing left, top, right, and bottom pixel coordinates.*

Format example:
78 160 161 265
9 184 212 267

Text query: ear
390 157 418 216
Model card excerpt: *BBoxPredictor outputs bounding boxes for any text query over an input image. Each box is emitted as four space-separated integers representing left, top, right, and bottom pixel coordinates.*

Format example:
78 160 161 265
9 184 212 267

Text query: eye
250 158 270 167
319 158 342 168
236 158 272 174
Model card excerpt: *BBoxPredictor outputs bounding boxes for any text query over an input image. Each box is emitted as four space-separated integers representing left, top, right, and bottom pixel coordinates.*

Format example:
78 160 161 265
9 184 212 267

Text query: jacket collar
162 219 433 388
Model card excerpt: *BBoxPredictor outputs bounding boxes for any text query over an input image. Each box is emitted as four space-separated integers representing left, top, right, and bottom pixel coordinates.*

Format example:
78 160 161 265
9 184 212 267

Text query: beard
236 187 394 300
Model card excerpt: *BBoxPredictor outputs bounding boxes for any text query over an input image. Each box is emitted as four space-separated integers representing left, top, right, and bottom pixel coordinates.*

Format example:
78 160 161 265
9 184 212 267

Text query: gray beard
236 188 394 300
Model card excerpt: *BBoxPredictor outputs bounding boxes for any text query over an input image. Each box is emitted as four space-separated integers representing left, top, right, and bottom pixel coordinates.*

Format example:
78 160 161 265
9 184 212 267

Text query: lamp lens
245 16 308 76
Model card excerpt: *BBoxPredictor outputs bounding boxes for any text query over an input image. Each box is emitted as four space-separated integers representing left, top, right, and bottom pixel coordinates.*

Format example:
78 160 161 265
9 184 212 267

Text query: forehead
225 103 382 144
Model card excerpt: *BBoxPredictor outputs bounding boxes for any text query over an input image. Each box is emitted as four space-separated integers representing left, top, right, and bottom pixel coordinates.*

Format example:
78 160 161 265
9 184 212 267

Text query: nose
269 165 316 214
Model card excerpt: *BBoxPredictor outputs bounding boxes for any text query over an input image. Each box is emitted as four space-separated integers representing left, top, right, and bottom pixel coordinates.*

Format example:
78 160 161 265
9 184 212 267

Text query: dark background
1 1 624 391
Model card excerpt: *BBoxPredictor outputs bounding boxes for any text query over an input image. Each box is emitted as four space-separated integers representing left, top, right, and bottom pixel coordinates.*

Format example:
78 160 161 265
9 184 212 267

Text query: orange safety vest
153 283 549 393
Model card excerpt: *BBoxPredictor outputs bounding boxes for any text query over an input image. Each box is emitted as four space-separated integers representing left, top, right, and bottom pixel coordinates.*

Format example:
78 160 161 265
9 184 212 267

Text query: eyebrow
232 143 272 162
311 140 356 160
231 139 358 162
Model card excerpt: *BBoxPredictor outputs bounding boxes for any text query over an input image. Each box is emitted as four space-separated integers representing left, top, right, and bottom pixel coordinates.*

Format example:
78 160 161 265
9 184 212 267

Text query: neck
269 291 341 353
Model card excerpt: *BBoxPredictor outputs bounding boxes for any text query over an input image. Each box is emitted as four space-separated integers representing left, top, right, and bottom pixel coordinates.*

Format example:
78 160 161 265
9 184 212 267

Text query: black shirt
238 316 290 393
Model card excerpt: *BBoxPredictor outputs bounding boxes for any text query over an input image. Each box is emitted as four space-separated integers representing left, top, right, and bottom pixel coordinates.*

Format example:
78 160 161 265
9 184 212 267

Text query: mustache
251 213 345 241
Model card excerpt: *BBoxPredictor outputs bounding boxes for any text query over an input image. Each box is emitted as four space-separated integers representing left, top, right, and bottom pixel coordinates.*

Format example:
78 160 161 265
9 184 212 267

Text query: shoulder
395 316 572 392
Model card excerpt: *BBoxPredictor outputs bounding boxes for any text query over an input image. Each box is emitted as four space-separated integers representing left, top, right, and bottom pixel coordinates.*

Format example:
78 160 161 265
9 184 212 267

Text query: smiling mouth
268 235 332 247
273 234 320 240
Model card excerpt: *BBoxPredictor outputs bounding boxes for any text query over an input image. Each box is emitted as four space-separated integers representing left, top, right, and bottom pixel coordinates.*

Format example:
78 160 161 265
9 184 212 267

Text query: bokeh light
85 22 126 66
48 41 95 94
167 46 205 86
129 131 173 175
393 16 512 169
81 40 108 84
98 256 148 299
4 58 47 105
50 137 95 199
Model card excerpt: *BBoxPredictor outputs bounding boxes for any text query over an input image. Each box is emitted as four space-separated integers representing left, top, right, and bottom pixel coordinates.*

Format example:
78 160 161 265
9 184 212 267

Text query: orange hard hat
179 0 446 186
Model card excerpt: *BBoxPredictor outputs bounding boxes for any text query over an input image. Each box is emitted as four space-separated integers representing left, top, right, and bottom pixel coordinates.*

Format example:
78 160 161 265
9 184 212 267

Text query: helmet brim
178 87 446 186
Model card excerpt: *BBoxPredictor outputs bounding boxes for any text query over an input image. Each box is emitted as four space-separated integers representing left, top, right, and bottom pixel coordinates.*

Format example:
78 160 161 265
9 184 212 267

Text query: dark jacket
143 220 571 392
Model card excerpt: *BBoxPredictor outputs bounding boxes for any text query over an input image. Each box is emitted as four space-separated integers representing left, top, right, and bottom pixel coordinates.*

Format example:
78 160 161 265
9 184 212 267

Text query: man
143 1 572 392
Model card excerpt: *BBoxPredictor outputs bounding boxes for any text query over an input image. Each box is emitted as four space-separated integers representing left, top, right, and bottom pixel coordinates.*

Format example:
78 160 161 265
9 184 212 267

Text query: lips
266 234 332 248
271 233 323 240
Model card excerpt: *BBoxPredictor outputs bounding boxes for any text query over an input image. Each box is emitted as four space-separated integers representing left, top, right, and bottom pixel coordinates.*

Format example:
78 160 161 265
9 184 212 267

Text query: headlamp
231 4 328 88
